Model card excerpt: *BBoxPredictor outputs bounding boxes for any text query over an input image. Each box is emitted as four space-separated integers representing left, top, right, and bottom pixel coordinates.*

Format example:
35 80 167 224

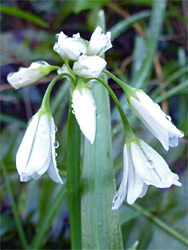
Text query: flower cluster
54 26 112 78
6 26 184 209
53 26 112 143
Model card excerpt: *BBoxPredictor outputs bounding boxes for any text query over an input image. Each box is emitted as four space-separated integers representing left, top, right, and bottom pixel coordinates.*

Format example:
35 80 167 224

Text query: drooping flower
53 32 87 61
128 90 184 151
71 85 96 143
16 110 63 183
87 26 112 56
7 61 54 89
73 55 106 78
112 139 181 209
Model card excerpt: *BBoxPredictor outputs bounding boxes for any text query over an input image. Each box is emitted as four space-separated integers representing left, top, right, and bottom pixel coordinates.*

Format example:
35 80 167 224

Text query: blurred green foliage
0 0 187 249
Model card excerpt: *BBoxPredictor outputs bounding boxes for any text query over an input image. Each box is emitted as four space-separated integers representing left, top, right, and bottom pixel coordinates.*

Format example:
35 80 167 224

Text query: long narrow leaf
81 11 123 249
110 11 151 41
31 185 67 249
133 0 167 88
0 6 48 27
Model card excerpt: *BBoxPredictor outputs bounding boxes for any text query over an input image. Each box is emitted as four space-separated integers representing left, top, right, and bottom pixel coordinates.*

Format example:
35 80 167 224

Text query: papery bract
129 91 184 151
72 86 96 144
53 32 87 61
112 139 181 209
7 61 53 89
88 26 112 56
16 111 63 183
73 55 106 78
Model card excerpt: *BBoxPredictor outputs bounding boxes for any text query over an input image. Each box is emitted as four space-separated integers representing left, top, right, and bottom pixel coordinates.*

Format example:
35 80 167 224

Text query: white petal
53 31 87 61
130 91 184 150
112 145 129 210
7 61 51 89
88 26 112 56
23 114 51 176
131 140 181 188
47 118 63 184
20 173 32 182
130 97 169 150
72 87 96 143
16 114 39 175
73 55 106 78
127 148 146 204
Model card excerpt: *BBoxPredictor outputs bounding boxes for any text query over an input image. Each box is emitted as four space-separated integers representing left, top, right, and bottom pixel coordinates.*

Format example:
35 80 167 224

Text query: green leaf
0 6 49 28
178 48 187 126
133 0 167 88
0 215 16 237
0 113 26 128
73 0 109 14
67 101 82 249
110 11 151 41
81 11 123 250
155 80 188 103
31 185 67 249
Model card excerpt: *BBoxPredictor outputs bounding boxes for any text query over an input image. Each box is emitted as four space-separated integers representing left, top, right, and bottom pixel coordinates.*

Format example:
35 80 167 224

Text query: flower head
53 32 87 61
16 111 63 183
88 26 112 56
112 139 181 209
73 55 106 78
128 90 184 151
7 61 53 89
72 86 96 143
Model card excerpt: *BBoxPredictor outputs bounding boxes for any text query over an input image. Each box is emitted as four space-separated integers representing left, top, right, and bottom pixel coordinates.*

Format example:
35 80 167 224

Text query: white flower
7 61 53 89
88 26 112 56
53 32 87 61
72 86 96 143
16 112 63 184
112 139 181 209
73 55 106 78
57 64 73 80
128 91 184 151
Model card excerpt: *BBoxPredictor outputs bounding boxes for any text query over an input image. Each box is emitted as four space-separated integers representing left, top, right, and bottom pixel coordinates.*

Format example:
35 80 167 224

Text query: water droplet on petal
54 141 59 148
145 160 154 169
54 126 58 132
165 115 171 121
72 109 75 115
54 153 57 157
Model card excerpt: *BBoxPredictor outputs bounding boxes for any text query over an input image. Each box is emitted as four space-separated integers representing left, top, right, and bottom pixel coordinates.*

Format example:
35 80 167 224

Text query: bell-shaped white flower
112 139 181 209
88 26 112 56
128 90 184 151
16 111 63 184
72 86 96 143
53 32 87 61
73 55 106 78
7 61 54 89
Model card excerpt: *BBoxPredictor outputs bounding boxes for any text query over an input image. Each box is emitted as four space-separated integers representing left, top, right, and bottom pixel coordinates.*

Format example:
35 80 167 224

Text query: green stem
49 65 61 71
67 99 82 249
65 59 77 82
2 162 29 249
103 69 136 96
95 77 135 142
41 73 74 111
129 202 188 247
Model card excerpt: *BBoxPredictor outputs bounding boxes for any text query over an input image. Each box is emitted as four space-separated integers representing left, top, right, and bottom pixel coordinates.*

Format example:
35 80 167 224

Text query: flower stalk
94 77 135 142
